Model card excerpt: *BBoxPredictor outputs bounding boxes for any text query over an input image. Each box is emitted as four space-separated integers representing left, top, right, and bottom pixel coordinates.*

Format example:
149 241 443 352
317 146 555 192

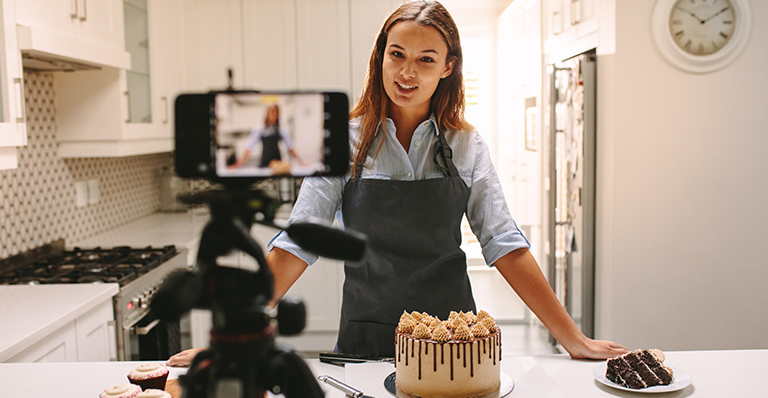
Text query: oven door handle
130 319 161 336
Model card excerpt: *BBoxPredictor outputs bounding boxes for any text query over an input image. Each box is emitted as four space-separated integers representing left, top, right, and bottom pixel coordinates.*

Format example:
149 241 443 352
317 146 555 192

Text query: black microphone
285 220 367 262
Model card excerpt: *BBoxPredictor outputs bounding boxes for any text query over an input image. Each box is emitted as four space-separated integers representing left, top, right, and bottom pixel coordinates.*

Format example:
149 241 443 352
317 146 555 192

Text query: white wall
594 0 768 350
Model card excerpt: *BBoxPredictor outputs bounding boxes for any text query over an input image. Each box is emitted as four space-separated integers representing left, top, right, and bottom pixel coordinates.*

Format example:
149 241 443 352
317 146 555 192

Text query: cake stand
383 372 514 398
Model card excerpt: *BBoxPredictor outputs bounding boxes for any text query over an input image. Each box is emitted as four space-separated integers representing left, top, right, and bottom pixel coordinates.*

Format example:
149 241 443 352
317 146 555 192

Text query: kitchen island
0 283 119 362
0 350 764 397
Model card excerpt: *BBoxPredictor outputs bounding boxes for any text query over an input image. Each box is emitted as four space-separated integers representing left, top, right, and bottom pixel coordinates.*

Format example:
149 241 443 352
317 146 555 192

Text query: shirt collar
377 114 441 137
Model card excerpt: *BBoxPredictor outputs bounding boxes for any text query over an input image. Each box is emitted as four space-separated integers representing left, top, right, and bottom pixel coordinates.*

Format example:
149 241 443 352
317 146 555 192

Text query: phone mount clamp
151 185 331 398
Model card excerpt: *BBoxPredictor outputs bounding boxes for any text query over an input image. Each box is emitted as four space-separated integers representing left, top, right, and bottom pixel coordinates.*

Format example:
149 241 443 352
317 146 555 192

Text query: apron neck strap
433 132 460 178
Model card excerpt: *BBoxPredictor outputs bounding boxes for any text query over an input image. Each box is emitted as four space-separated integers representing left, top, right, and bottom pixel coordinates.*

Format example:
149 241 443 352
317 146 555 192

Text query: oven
0 245 189 361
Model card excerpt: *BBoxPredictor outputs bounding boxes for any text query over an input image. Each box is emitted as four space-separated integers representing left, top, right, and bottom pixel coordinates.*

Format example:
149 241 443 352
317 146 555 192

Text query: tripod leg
264 345 325 398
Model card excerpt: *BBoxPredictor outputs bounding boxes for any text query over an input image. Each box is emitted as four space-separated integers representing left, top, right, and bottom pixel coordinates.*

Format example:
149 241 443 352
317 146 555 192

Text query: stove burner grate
0 245 177 286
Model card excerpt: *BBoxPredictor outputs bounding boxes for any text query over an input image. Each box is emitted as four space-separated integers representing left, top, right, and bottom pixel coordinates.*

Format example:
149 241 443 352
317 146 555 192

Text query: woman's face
382 21 455 117
265 106 279 125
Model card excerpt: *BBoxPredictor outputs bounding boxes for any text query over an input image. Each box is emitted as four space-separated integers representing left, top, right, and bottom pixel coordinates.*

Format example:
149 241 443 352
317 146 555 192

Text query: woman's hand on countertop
564 336 628 360
166 347 206 367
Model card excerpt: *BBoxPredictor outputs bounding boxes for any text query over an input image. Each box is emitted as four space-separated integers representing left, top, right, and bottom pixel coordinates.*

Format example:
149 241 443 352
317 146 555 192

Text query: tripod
151 186 345 398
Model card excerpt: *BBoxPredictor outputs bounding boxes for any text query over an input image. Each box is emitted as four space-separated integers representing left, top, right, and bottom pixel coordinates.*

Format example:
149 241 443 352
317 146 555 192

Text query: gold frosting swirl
412 323 431 339
477 309 491 320
410 311 423 322
420 314 435 326
431 325 452 342
428 317 442 330
454 323 474 341
470 322 490 338
398 317 417 334
481 316 497 332
448 311 459 320
465 311 477 324
399 311 414 324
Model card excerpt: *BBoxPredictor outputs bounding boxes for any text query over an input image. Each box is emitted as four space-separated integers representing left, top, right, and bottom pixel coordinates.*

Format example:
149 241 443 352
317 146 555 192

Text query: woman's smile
382 21 454 117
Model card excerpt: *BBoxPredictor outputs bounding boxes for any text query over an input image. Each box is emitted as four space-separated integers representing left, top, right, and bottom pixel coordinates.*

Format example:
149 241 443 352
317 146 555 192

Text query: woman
228 104 301 171
169 0 626 366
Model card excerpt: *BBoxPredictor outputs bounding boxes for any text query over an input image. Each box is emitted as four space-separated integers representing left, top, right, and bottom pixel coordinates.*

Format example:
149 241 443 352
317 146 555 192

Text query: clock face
669 0 737 56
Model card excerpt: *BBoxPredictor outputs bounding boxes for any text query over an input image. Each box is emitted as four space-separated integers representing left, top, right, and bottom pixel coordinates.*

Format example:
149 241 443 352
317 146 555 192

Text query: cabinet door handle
124 91 132 123
14 78 25 123
70 0 78 19
107 320 117 361
79 0 87 21
570 0 582 25
162 96 169 124
553 11 563 35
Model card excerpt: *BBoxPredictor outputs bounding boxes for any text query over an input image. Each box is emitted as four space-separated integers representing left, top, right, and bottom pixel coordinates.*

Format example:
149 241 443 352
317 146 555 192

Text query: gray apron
337 131 476 357
259 125 282 167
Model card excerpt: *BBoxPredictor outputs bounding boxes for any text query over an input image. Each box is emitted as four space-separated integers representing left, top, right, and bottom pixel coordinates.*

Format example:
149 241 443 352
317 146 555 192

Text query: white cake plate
383 372 514 398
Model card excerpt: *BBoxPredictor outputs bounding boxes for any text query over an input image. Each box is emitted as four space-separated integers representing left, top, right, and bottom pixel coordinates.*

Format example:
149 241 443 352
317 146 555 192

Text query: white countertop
70 209 210 253
0 350 765 397
0 284 119 362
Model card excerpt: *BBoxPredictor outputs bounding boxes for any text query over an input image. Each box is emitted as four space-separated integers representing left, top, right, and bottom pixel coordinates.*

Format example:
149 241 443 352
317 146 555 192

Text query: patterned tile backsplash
0 71 173 258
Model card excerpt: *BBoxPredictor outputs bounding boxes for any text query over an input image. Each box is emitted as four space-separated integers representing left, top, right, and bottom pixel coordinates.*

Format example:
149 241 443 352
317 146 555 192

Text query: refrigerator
546 50 597 341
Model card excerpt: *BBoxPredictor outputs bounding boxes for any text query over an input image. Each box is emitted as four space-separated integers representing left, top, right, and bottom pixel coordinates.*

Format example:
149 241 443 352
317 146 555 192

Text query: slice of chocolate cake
606 349 674 389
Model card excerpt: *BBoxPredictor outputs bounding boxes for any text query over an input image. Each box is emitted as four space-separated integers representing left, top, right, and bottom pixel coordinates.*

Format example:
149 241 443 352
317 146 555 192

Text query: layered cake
395 310 502 398
127 363 169 391
606 349 674 389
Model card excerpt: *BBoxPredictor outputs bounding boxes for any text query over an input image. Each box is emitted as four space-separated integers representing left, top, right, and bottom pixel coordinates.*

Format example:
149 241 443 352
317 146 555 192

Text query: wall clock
652 0 752 73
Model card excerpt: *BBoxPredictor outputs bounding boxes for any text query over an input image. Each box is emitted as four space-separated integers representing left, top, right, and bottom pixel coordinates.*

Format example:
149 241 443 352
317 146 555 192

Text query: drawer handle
70 0 78 19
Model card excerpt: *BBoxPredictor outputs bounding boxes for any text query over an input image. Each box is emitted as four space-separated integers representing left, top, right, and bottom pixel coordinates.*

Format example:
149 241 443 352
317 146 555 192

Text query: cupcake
127 363 169 391
100 384 142 398
136 389 172 398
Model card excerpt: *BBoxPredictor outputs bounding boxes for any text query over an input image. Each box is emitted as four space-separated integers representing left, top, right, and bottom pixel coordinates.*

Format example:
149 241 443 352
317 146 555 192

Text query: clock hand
702 6 730 23
676 6 705 23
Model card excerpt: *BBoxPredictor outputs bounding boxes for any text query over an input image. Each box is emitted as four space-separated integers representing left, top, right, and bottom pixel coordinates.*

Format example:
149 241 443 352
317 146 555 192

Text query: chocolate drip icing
449 344 454 381
469 342 474 377
418 341 422 380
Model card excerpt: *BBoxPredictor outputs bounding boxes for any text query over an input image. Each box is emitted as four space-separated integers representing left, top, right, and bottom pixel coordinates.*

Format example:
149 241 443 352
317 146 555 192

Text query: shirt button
414 141 420 147
407 172 413 177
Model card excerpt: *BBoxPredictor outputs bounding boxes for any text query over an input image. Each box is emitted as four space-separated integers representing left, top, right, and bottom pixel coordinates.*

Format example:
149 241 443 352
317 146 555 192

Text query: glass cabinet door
123 0 151 124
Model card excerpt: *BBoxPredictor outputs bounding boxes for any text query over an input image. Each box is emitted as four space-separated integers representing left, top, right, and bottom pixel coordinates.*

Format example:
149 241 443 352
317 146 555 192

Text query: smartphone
174 90 349 180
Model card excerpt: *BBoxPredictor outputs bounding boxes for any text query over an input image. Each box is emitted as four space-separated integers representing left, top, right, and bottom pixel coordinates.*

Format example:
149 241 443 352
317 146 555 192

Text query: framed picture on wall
524 97 538 151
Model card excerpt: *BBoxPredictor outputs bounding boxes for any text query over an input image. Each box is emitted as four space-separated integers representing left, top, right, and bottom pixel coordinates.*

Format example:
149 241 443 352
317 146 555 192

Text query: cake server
317 375 375 398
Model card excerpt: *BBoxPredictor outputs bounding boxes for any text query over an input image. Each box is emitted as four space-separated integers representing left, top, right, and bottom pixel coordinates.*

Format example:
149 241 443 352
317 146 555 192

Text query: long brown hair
349 1 472 175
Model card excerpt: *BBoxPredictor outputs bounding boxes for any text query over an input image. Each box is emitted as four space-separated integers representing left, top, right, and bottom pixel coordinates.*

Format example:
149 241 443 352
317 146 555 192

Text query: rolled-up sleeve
268 175 346 265
465 134 530 266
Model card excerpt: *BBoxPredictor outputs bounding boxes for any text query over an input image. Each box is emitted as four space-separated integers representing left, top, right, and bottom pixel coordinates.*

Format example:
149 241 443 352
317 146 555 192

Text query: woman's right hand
166 347 206 367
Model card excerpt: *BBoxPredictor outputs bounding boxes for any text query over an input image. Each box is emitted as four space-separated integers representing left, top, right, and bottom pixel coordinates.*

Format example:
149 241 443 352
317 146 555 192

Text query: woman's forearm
494 248 587 351
266 247 308 307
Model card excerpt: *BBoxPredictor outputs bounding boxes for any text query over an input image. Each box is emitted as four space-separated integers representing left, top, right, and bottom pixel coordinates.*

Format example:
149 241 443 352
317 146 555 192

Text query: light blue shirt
269 115 529 266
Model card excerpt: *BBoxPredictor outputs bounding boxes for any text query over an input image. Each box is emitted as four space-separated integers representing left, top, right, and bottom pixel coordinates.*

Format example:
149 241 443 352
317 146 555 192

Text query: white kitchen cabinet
7 321 79 363
14 0 130 69
7 299 115 363
543 0 599 58
0 0 26 170
73 300 116 362
181 0 244 91
185 0 345 93
52 0 184 157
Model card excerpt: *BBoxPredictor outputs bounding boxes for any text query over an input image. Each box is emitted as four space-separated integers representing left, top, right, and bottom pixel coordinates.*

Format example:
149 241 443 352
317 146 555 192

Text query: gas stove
0 244 190 361
0 246 178 286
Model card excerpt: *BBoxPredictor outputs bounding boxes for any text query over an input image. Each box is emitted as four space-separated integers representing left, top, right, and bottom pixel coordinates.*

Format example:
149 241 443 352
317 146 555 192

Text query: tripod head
151 184 366 398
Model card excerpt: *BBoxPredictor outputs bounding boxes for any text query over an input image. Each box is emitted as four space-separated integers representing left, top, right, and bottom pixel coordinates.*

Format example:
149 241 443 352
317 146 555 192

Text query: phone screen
213 92 326 177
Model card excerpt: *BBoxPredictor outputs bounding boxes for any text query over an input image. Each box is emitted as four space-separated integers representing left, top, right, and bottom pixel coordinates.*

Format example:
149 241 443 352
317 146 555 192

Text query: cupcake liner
128 372 168 391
